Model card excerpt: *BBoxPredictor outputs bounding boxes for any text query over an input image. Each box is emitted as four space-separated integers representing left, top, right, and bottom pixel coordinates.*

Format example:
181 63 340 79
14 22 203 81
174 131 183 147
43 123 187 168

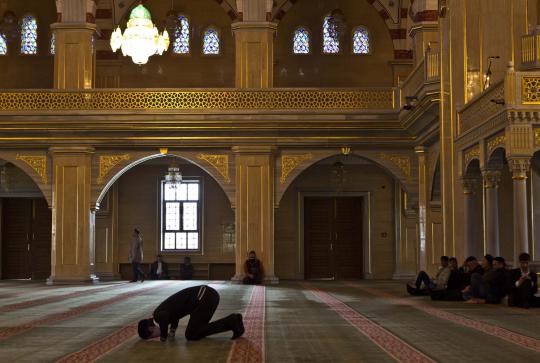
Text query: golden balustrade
522 32 540 70
0 88 395 112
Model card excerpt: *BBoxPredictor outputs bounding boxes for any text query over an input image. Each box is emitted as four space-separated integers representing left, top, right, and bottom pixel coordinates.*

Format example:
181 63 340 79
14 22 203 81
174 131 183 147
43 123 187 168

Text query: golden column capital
481 169 502 189
508 158 531 180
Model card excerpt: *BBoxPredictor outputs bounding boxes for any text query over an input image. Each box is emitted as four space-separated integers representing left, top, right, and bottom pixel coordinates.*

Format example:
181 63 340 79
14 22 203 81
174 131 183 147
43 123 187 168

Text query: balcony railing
399 47 440 106
522 32 540 70
0 88 396 113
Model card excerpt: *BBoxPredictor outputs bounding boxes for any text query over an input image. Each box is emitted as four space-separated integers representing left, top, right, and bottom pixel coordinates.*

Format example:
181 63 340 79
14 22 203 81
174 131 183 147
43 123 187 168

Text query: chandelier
165 163 182 188
110 4 169 65
0 11 19 43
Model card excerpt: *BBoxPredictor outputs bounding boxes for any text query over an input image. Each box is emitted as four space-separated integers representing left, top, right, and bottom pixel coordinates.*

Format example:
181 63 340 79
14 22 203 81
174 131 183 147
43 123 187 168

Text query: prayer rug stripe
349 283 540 353
0 283 129 313
56 282 226 363
304 283 435 363
227 286 266 363
0 283 167 341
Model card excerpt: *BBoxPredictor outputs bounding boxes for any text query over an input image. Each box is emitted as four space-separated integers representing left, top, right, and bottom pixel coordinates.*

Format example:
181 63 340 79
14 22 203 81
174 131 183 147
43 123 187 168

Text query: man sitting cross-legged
508 252 538 308
407 256 451 295
430 257 466 301
465 256 508 304
138 285 244 342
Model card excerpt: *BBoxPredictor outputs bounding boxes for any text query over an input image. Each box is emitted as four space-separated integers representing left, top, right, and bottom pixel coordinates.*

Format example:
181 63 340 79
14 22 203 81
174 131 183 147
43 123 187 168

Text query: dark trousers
509 280 537 307
415 271 435 289
132 262 145 281
184 287 237 341
243 274 262 285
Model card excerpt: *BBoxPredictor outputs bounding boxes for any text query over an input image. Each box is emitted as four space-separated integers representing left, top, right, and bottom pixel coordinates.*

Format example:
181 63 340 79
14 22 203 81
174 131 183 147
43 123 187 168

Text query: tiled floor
0 280 538 362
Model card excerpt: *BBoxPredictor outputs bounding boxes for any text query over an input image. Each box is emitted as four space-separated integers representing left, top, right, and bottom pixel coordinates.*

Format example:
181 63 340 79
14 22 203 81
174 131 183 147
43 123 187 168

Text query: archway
462 159 484 258
93 155 235 281
0 159 51 280
275 153 404 280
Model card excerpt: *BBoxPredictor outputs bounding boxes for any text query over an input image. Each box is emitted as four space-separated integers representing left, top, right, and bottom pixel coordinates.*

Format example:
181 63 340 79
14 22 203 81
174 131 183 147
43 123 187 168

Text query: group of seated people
407 253 539 308
149 255 194 280
148 250 265 285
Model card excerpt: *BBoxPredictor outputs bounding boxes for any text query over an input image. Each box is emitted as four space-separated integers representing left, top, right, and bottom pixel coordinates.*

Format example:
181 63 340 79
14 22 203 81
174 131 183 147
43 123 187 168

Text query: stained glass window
20 15 38 55
353 27 369 54
50 32 55 55
293 27 310 54
172 15 190 54
323 15 339 54
161 179 201 251
0 34 6 55
202 28 220 55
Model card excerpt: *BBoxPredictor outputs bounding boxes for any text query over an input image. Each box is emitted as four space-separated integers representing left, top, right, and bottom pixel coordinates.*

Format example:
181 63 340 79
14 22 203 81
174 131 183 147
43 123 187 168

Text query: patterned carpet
0 280 538 362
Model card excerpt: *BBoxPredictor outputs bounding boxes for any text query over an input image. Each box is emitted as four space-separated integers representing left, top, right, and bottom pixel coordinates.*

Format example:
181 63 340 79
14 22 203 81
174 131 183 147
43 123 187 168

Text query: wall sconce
467 69 480 100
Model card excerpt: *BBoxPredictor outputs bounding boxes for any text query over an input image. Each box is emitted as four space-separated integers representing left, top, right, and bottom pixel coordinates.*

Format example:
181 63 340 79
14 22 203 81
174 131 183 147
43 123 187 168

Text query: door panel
304 198 334 279
304 197 363 280
2 199 31 279
30 199 52 279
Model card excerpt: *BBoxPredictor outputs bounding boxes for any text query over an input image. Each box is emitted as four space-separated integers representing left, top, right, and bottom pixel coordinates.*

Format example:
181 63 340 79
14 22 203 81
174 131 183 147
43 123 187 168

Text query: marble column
462 176 479 258
48 147 98 284
415 147 428 271
232 22 277 88
232 146 277 283
509 158 531 263
482 169 501 256
51 22 96 89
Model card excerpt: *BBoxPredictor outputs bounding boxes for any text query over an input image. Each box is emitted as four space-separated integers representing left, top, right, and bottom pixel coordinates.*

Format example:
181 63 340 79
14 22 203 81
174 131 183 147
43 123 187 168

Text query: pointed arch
20 14 38 55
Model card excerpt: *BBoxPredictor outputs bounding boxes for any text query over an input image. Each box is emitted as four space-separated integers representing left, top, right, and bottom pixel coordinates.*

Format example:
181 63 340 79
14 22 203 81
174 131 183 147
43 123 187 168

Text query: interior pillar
461 176 480 257
415 147 428 271
232 22 277 88
232 146 277 283
48 147 98 284
51 22 96 89
509 158 531 263
482 169 501 255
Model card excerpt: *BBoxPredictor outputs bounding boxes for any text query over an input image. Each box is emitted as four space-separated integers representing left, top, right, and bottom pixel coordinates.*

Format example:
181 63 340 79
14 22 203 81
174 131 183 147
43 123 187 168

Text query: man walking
129 228 145 282
138 285 245 342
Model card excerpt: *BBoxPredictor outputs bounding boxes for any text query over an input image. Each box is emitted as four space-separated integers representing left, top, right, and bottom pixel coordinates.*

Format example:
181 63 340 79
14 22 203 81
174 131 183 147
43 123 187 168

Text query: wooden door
30 199 52 279
2 199 31 279
304 197 334 279
1 198 51 279
304 197 363 279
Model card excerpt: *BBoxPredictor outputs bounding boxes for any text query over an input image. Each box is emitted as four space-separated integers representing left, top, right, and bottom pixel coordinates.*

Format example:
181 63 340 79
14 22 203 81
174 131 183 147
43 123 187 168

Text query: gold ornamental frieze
15 155 47 184
463 146 480 167
97 154 131 184
0 89 393 111
487 134 506 156
197 154 230 183
376 153 411 178
522 76 540 104
280 154 313 184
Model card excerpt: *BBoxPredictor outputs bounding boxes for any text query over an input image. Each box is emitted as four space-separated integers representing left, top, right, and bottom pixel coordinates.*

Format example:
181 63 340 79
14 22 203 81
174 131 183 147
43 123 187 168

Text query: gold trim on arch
376 153 412 178
97 154 131 184
280 154 313 184
15 155 47 184
197 154 230 183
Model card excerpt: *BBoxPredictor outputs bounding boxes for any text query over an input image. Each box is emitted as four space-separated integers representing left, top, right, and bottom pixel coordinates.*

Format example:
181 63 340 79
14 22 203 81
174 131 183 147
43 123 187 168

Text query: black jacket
153 285 209 341
508 268 538 293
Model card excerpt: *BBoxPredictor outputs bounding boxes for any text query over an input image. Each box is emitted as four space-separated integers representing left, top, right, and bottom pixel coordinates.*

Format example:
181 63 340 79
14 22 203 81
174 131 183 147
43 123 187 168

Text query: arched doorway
275 154 402 280
93 155 235 281
0 160 51 279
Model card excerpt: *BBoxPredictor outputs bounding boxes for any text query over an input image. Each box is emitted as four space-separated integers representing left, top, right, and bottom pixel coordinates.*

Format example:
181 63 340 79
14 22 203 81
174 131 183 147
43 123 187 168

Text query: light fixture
403 96 418 110
165 162 182 188
110 3 169 65
483 56 500 90
328 9 347 39
0 11 19 43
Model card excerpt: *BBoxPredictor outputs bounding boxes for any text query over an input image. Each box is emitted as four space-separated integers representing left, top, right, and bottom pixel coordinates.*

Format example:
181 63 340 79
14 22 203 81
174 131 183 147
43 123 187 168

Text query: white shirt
157 262 162 275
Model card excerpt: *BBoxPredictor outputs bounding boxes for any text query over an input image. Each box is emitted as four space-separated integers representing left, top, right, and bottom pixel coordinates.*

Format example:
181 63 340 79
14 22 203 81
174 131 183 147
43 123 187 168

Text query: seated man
138 285 244 342
180 256 194 280
431 257 464 301
461 256 484 287
465 256 508 304
407 256 450 295
508 252 538 308
150 255 169 280
243 250 264 285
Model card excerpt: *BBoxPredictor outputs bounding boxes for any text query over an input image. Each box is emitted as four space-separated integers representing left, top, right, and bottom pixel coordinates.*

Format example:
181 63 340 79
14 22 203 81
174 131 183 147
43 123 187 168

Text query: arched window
172 15 190 54
0 34 7 55
50 32 55 55
202 27 220 55
323 15 339 54
293 27 310 54
352 26 370 54
20 15 38 55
